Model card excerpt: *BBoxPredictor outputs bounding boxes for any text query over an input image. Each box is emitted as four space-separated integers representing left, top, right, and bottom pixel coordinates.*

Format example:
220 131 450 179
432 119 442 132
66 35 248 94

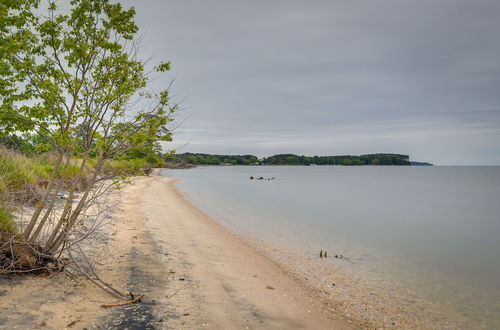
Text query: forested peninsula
169 153 431 166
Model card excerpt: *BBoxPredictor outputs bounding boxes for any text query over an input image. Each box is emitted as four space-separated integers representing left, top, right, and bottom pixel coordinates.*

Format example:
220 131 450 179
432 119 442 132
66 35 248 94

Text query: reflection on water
162 166 500 329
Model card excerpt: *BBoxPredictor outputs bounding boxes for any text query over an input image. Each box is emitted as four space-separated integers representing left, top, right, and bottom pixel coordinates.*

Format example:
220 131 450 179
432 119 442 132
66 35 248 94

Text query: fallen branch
165 285 185 300
101 293 145 308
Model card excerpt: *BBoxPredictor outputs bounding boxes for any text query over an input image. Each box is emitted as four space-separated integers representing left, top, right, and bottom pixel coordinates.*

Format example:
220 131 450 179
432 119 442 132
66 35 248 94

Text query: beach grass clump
1 145 151 198
0 205 16 233
0 147 44 193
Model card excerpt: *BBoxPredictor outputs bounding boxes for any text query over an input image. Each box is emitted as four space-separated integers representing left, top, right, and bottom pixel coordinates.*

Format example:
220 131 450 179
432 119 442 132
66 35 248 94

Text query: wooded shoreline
169 152 433 167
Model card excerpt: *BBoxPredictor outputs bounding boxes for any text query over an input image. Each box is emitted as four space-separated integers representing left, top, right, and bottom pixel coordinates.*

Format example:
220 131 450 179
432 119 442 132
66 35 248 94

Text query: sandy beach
142 175 355 329
0 173 356 329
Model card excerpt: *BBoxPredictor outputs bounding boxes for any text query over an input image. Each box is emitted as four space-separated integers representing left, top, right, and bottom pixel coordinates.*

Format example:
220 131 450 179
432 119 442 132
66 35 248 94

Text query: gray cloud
124 0 500 165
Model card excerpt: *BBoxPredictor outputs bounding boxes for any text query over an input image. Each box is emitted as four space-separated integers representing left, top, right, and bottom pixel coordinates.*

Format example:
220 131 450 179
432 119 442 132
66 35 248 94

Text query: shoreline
0 173 354 329
158 173 447 329
1 171 450 329
141 174 356 329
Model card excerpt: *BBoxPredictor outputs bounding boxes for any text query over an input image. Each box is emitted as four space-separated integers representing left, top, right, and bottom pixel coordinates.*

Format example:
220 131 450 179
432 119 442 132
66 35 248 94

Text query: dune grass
1 146 154 233
0 147 51 194
0 205 16 233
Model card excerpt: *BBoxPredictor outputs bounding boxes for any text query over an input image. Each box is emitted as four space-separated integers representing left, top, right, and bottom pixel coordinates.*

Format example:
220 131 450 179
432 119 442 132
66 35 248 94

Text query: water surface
162 166 500 328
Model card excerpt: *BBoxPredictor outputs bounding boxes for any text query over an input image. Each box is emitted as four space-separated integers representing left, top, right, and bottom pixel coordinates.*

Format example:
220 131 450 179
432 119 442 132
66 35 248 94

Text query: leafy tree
0 0 176 283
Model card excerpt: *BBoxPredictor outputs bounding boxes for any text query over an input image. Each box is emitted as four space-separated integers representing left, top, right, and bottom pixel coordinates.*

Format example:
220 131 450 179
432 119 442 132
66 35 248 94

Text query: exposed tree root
0 232 63 275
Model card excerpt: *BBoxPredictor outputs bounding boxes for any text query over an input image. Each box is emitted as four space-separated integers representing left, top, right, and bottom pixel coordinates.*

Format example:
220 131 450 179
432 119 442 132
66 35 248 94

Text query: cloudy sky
123 0 500 165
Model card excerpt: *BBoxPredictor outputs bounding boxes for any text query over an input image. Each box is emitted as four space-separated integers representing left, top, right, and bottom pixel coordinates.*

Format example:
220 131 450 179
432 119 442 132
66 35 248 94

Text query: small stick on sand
101 293 145 308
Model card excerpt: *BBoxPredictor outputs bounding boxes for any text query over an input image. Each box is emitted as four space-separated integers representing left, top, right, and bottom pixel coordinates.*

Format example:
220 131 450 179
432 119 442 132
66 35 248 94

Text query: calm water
162 166 500 328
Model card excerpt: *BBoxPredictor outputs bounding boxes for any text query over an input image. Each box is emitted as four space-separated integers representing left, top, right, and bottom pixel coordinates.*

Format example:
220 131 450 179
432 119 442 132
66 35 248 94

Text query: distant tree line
262 153 410 165
172 153 260 165
410 161 433 166
170 153 412 166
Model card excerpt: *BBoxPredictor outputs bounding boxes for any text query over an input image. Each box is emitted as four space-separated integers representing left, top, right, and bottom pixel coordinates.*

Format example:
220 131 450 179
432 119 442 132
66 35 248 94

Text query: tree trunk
29 154 72 242
23 150 66 239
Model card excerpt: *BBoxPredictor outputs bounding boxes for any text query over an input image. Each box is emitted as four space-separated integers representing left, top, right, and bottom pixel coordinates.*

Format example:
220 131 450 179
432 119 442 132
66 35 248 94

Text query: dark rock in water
251 176 276 181
334 254 343 259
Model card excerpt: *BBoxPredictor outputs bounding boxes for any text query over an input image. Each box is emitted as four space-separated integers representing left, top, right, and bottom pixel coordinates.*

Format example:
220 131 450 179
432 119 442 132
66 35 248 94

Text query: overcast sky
123 0 500 165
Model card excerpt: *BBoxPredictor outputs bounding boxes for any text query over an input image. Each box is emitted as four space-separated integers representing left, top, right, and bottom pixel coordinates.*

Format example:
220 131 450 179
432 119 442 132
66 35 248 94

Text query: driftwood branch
101 293 145 308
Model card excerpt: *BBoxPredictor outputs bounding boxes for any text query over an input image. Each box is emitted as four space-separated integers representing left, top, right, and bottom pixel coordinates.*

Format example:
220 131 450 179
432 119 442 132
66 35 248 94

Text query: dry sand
0 173 356 329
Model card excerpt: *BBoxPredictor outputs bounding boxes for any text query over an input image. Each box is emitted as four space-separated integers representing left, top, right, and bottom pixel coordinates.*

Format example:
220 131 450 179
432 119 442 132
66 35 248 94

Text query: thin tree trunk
29 154 72 242
47 157 103 254
44 154 91 249
23 150 66 239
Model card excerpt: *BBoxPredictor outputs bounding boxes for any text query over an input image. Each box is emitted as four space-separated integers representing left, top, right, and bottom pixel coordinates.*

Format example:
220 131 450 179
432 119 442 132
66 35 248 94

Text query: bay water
161 166 500 328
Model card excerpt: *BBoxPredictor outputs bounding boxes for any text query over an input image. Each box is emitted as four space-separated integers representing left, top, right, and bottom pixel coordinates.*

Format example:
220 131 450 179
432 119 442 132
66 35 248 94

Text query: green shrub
107 158 149 175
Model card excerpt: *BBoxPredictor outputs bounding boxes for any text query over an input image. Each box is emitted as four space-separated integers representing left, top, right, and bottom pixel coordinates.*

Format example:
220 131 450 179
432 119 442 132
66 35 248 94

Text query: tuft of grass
0 205 16 233
0 147 43 193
